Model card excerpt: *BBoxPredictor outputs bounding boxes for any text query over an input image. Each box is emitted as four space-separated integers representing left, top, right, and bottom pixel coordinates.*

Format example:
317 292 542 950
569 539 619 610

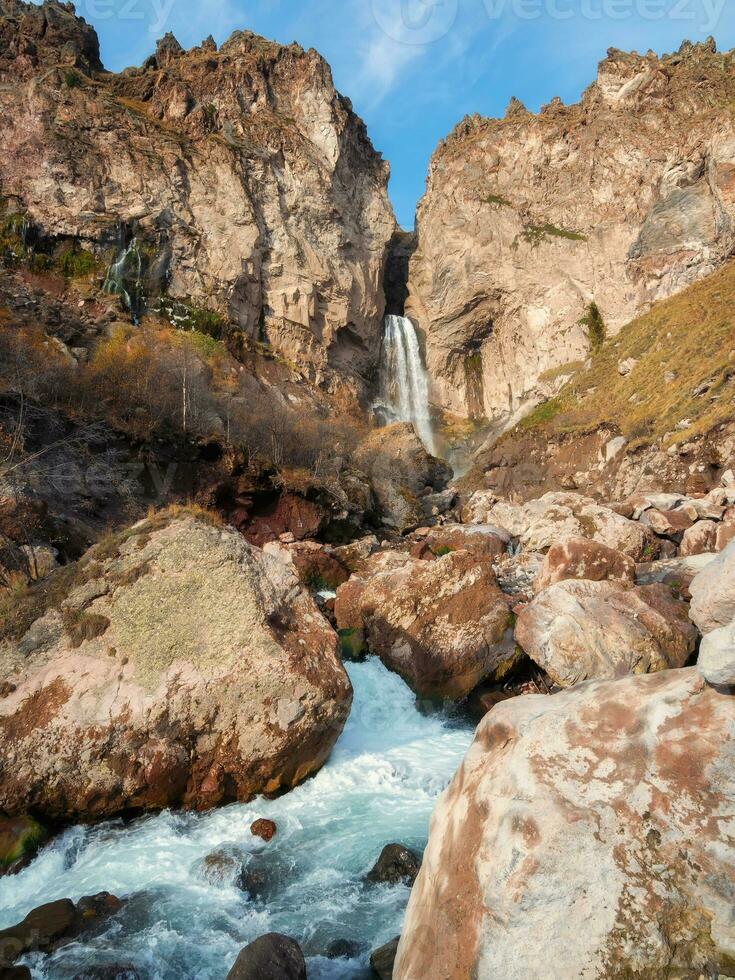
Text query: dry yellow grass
515 260 735 448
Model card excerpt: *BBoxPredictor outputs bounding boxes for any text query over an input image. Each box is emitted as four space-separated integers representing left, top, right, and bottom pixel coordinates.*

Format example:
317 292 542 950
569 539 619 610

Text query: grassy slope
513 260 735 449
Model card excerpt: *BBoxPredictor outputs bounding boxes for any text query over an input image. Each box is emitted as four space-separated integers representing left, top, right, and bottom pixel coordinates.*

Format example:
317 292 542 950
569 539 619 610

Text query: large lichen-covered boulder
335 551 514 700
515 580 697 688
395 669 735 980
0 514 352 820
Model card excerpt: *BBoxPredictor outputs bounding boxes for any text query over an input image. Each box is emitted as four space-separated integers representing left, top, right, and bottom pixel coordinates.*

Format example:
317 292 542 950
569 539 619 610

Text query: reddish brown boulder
408 524 510 561
640 508 694 541
250 818 277 842
243 494 327 548
534 537 635 594
263 540 349 591
335 551 514 701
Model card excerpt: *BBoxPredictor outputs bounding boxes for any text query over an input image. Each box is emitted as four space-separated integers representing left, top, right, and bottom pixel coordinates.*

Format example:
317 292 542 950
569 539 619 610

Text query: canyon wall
407 40 735 424
0 0 395 387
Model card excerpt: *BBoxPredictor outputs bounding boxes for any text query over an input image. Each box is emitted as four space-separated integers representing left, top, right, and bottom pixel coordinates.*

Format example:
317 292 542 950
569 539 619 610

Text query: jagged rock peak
0 0 102 74
504 96 527 119
155 31 184 65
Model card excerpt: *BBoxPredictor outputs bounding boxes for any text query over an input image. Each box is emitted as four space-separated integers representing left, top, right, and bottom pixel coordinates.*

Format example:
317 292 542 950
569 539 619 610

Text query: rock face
515 580 697 688
334 551 514 700
394 668 735 980
0 514 352 819
407 42 735 423
0 0 395 387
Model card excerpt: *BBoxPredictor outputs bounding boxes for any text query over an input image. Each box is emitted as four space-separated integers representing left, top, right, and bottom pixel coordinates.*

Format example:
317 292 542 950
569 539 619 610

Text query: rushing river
0 659 474 979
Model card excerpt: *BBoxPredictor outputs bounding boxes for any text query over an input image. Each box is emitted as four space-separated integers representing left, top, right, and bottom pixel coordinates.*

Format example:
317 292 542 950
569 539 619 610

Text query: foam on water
0 659 474 980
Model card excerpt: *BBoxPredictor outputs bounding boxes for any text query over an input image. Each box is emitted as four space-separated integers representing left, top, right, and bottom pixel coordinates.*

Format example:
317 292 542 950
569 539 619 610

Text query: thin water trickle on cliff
378 315 436 455
103 237 144 320
0 660 473 980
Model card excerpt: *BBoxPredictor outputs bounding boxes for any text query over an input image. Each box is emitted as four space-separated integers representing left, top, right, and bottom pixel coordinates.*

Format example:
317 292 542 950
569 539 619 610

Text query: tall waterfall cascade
378 314 436 455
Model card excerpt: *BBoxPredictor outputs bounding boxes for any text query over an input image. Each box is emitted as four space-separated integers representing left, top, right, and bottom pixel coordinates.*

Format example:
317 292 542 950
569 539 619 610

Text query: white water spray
0 660 472 979
379 315 436 455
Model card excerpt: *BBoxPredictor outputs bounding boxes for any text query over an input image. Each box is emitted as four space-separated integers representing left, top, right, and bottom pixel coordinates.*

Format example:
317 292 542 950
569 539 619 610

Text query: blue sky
76 0 735 227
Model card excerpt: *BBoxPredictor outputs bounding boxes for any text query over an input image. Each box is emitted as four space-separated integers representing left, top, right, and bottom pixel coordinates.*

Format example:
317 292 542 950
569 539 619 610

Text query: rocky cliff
407 39 735 425
0 0 395 388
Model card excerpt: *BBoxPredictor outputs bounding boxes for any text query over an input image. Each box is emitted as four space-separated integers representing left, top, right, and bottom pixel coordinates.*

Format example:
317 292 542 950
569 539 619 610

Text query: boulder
0 893 120 966
689 539 735 634
331 535 380 574
0 814 45 877
243 494 327 548
370 937 400 980
409 524 510 561
225 934 306 980
460 490 497 525
250 818 277 842
325 939 361 960
356 424 451 531
515 580 698 688
484 493 656 559
640 507 694 541
0 514 352 820
716 507 735 551
533 537 635 593
195 848 247 889
263 540 349 591
698 622 735 687
394 669 735 980
366 844 421 886
335 552 514 700
679 520 718 556
420 488 457 518
635 552 716 599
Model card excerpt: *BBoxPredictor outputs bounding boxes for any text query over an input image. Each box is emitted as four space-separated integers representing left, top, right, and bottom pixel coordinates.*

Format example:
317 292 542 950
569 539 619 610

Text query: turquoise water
0 659 474 979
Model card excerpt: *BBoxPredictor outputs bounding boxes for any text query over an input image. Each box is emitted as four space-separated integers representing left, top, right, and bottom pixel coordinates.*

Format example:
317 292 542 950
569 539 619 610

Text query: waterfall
379 314 436 455
103 237 144 319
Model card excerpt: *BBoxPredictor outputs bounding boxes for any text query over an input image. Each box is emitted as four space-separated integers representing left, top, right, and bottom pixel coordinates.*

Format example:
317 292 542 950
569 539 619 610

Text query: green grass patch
482 193 514 208
516 223 588 248
517 398 563 431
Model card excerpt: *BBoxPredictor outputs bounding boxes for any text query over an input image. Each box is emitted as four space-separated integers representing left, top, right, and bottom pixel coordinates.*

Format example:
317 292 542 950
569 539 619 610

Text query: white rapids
378 314 436 455
0 659 473 980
